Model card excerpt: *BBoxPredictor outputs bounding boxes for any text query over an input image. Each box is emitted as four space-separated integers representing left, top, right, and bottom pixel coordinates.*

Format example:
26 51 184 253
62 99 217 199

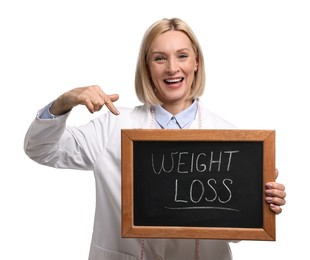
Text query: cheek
184 65 196 79
149 67 163 86
188 65 198 81
186 61 198 73
150 71 158 84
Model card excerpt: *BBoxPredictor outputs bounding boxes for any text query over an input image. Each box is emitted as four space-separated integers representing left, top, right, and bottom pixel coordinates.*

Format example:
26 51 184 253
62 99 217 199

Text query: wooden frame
121 129 276 241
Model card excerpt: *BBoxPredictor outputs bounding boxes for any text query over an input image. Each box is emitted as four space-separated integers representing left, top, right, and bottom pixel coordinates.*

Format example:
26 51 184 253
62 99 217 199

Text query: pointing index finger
104 95 120 115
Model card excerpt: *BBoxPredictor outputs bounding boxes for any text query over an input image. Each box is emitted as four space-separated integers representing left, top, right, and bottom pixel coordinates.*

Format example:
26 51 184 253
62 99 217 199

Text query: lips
164 77 184 84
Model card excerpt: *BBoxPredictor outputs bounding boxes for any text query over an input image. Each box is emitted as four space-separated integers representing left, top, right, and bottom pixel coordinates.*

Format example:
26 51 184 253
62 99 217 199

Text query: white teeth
166 78 181 83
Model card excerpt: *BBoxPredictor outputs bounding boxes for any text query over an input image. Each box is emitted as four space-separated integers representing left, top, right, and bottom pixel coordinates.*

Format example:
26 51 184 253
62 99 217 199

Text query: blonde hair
135 18 206 105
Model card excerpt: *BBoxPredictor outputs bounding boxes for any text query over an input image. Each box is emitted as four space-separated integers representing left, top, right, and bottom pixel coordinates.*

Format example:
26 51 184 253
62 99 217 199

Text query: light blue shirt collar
154 100 198 129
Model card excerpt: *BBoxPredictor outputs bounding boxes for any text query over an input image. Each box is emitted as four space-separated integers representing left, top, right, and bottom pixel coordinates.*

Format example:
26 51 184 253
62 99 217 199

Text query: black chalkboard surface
121 129 276 241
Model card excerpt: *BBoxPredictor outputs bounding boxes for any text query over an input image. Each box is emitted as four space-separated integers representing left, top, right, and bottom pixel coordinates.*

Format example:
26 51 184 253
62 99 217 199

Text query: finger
266 196 286 207
94 87 119 115
269 204 282 215
84 97 97 113
265 186 286 200
274 168 279 179
266 182 285 192
108 93 119 102
103 94 120 115
82 86 119 114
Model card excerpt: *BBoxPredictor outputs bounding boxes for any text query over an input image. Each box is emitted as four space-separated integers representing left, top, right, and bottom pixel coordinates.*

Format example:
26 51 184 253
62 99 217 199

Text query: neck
162 99 194 115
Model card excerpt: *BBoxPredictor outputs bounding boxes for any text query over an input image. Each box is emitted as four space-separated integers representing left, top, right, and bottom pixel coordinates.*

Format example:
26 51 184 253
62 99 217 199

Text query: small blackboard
121 129 276 241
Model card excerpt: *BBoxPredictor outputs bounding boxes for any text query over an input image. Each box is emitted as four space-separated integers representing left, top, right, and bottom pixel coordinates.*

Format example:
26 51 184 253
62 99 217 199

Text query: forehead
150 30 193 52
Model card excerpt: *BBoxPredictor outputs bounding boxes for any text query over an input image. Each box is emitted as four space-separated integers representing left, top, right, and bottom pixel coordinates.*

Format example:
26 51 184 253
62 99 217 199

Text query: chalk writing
151 150 240 174
149 150 240 211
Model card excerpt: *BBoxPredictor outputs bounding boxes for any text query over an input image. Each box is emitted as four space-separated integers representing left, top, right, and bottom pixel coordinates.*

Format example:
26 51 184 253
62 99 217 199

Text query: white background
1 0 309 259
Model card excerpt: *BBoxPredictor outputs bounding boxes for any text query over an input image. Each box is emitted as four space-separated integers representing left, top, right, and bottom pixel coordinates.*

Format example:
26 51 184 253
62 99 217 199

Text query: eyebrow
151 48 191 55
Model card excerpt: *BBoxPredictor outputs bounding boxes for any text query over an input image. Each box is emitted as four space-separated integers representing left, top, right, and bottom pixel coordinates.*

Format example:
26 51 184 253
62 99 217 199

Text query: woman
24 18 286 260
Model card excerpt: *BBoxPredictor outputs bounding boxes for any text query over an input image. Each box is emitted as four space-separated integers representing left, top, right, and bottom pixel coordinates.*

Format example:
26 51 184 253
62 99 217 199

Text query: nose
166 58 179 74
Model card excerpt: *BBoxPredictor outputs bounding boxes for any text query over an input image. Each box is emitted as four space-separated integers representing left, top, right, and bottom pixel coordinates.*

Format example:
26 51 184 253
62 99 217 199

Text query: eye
153 55 167 64
178 53 189 60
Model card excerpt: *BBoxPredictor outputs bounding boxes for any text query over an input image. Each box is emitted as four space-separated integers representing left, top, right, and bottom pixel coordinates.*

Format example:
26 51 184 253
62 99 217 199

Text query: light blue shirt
154 99 198 129
39 102 58 119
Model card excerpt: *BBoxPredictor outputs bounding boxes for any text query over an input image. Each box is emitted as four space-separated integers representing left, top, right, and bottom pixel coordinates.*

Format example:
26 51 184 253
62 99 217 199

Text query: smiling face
148 30 198 114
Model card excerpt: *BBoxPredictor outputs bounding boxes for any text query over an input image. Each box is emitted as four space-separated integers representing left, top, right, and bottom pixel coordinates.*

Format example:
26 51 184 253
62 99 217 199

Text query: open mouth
164 77 184 84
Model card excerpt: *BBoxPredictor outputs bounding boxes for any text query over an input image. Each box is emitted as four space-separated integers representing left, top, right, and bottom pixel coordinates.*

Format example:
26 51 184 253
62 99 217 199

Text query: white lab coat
24 102 236 260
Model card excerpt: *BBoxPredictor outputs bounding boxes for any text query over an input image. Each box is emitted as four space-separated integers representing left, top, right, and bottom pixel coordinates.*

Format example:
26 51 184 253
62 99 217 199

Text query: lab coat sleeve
24 109 107 170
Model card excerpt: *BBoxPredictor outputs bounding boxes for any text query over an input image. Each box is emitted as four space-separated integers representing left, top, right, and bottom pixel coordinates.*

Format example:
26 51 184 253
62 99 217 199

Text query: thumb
107 94 120 102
